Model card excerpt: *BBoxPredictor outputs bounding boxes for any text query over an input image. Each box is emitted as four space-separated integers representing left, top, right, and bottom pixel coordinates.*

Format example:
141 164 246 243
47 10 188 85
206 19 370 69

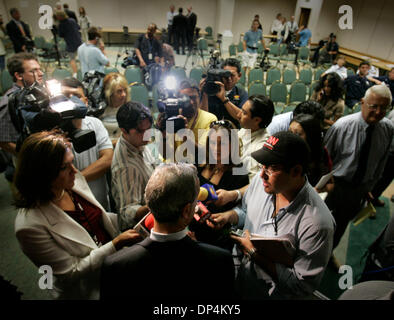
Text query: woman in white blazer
14 130 142 299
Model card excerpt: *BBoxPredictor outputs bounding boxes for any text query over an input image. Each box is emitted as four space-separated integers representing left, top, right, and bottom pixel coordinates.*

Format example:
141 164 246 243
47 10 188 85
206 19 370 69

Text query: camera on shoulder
156 76 194 133
202 50 231 96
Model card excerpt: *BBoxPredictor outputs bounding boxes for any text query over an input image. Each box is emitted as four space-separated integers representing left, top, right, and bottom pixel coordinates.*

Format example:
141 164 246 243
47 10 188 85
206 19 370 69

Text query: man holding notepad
207 131 335 299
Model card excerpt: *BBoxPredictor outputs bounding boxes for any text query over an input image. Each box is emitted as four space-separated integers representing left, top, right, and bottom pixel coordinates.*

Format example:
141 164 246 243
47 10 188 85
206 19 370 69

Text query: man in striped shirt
111 102 158 231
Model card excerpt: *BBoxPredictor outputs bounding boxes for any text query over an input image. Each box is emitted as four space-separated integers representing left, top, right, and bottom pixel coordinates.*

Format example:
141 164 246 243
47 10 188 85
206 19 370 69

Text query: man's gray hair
364 84 392 106
145 163 199 223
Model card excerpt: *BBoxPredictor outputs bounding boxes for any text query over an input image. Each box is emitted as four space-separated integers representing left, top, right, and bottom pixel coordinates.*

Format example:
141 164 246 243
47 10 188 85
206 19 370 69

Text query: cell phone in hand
230 229 244 237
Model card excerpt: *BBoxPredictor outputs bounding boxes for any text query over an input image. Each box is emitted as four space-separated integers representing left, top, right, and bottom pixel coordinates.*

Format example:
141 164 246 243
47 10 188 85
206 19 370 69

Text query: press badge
148 53 153 60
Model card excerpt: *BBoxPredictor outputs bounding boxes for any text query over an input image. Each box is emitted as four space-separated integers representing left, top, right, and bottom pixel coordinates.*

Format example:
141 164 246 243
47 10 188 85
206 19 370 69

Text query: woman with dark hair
191 120 249 249
78 7 91 43
14 131 141 299
310 72 345 130
289 114 333 191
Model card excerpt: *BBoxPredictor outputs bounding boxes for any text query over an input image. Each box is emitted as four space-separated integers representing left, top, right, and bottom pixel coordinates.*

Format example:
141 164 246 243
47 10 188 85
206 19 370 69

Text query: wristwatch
222 98 230 104
235 189 242 202
246 247 257 260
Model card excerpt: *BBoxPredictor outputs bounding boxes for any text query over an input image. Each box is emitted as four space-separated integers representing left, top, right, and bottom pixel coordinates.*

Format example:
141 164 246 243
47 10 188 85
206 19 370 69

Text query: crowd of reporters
0 7 393 301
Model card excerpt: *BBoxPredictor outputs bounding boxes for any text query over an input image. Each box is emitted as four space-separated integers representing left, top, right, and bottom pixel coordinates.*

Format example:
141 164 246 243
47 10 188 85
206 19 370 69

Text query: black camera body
81 70 107 117
8 81 96 153
157 88 194 132
201 49 231 96
121 50 139 68
203 69 231 96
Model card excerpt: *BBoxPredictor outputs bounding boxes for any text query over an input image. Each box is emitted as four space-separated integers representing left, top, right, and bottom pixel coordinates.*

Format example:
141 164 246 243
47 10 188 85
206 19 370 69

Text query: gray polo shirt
324 112 394 189
233 174 335 299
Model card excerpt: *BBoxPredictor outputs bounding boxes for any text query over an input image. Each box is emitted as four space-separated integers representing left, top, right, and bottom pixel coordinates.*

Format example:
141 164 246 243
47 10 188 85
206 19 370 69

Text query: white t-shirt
325 65 348 80
73 116 113 210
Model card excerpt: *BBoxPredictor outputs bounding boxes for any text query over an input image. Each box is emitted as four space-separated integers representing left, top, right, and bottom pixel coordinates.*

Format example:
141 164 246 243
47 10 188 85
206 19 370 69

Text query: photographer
135 23 164 68
157 79 217 162
0 53 43 157
318 34 339 65
200 58 248 128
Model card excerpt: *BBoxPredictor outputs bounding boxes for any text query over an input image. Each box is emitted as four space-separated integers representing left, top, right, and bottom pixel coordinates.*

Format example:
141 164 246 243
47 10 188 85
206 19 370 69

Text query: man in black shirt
135 23 163 68
318 34 339 65
186 6 197 53
344 61 372 108
173 8 187 55
63 3 78 22
200 58 248 128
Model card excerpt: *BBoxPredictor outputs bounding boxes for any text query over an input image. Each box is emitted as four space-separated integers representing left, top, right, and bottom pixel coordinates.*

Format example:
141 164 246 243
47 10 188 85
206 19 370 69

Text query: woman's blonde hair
103 72 130 107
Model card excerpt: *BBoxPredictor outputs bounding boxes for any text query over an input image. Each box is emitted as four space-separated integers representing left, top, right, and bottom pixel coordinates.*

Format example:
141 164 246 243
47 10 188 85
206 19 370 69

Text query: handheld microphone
198 183 218 202
144 213 155 230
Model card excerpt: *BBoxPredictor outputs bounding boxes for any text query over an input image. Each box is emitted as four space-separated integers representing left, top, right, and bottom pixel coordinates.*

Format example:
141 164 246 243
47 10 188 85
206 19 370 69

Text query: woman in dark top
191 120 249 249
289 114 334 192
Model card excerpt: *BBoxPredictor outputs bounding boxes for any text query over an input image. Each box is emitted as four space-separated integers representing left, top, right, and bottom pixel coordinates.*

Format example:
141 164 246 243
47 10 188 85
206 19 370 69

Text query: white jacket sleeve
16 225 116 281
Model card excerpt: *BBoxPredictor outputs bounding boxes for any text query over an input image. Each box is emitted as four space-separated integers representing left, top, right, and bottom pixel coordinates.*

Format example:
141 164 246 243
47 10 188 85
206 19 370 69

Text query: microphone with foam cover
198 183 218 202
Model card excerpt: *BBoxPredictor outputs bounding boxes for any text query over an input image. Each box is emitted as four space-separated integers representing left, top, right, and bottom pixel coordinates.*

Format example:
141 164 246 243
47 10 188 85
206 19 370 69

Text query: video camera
121 50 139 68
202 50 231 96
8 79 96 153
156 76 194 132
81 70 107 117
259 49 271 71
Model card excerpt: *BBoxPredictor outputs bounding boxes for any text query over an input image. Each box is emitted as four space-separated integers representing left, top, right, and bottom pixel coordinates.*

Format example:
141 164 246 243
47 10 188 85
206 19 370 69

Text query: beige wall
315 0 394 62
2 0 59 39
232 0 296 44
1 0 392 62
78 0 218 34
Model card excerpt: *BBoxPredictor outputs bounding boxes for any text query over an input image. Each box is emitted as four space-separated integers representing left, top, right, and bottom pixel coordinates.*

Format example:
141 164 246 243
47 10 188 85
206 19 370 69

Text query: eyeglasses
209 120 234 129
364 101 392 113
261 165 281 177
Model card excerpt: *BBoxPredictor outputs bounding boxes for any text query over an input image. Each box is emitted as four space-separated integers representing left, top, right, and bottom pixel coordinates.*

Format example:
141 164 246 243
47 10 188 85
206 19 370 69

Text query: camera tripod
115 26 132 68
184 37 205 68
259 50 272 71
51 25 61 67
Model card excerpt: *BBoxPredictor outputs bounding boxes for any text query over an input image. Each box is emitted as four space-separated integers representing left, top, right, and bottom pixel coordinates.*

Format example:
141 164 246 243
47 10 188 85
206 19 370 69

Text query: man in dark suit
63 3 78 23
172 7 188 55
100 163 235 300
6 8 33 53
186 6 197 53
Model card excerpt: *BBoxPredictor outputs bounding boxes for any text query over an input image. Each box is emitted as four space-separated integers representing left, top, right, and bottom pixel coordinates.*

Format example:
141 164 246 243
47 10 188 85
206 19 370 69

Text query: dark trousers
186 30 194 52
175 30 186 54
272 31 278 42
372 152 394 200
325 178 368 249
167 25 175 45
